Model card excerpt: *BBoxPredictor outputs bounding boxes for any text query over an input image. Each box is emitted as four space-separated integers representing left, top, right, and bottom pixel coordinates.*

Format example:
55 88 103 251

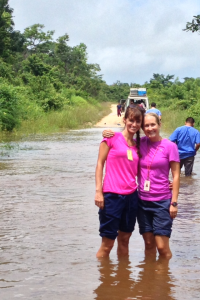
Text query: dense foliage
0 1 200 132
144 75 200 126
0 0 110 131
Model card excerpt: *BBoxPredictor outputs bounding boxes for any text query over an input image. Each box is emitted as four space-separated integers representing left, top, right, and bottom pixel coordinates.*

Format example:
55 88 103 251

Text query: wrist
171 201 178 207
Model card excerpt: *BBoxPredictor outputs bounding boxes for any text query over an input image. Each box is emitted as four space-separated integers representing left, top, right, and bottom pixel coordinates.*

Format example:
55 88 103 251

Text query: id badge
127 150 133 161
144 180 150 191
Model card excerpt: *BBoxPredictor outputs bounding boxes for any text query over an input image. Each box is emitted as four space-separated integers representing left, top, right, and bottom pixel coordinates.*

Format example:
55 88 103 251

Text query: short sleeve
195 131 200 144
169 129 178 142
168 142 180 162
101 135 115 148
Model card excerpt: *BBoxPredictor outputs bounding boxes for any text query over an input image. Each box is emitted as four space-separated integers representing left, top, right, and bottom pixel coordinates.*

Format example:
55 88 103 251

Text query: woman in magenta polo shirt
137 113 180 259
95 106 144 258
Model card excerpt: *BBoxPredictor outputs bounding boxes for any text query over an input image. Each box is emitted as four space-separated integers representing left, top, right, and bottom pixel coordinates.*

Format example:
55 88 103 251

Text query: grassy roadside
160 108 188 135
0 102 111 142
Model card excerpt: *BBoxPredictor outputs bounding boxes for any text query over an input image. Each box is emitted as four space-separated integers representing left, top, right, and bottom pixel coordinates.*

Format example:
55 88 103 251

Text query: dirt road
95 104 124 128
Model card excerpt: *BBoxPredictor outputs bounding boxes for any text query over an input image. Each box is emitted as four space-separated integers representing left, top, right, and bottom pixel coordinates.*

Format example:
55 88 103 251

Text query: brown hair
144 112 161 126
124 106 145 157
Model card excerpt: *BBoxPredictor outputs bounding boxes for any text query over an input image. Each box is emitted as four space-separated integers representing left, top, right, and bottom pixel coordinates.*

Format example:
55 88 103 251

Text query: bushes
0 76 108 135
70 95 87 106
0 82 22 131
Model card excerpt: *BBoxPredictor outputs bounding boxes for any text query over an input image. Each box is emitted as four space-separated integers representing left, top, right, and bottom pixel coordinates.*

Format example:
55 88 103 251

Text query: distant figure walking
146 102 162 120
169 117 200 176
117 103 122 117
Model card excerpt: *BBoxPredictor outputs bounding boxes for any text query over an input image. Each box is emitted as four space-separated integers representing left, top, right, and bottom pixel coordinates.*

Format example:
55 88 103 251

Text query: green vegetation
0 0 113 140
144 74 200 130
0 100 111 141
183 15 200 33
0 1 200 140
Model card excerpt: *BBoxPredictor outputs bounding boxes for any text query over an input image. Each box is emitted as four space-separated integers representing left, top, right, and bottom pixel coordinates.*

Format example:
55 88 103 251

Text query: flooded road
0 127 200 299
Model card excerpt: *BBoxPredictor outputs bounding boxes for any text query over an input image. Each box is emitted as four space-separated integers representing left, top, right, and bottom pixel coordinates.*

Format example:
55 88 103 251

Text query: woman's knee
144 240 156 250
157 245 172 259
117 232 131 247
102 238 115 252
143 233 156 250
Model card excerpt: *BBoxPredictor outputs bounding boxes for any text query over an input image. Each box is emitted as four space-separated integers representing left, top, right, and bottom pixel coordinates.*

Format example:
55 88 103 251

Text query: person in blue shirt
169 117 200 176
117 103 122 117
146 103 162 120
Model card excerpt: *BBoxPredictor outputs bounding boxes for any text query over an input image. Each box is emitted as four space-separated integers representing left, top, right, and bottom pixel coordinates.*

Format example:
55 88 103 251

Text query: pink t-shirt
102 132 139 195
138 136 180 201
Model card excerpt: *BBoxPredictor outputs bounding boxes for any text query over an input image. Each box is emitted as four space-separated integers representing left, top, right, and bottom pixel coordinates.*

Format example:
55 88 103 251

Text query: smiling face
124 115 143 134
143 113 161 141
123 107 143 135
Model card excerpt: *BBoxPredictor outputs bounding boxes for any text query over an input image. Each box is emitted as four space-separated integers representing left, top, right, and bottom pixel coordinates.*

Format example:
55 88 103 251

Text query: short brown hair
186 117 195 124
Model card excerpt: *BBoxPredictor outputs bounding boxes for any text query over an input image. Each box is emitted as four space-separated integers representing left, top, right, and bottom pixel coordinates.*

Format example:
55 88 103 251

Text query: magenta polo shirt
102 132 139 195
138 137 180 201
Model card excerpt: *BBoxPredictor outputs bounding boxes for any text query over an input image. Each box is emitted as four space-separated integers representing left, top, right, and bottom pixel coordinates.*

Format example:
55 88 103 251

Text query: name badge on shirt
127 150 133 161
144 180 150 191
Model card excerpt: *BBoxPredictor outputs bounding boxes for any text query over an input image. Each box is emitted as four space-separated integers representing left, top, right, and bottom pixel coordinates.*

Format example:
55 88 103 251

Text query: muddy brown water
0 128 200 300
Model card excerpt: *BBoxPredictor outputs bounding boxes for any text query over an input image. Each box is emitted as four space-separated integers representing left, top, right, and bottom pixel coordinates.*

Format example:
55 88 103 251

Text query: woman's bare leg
117 231 132 256
96 237 115 258
142 232 157 256
155 235 172 260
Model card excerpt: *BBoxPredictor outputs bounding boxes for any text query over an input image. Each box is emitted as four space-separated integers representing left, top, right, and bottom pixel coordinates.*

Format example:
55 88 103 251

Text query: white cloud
9 0 200 84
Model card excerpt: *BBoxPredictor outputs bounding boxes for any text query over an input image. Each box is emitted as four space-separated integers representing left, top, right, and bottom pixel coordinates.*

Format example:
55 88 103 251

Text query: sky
9 0 200 85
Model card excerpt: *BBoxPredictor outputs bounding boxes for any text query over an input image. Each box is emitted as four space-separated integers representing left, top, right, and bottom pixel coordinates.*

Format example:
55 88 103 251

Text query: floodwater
0 127 200 300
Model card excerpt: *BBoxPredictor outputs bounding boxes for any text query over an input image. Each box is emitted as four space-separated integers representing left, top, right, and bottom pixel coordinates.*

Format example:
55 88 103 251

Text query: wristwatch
171 202 178 207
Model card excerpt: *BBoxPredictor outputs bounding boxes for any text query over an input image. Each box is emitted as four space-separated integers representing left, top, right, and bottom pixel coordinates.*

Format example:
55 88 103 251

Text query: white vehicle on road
125 88 149 111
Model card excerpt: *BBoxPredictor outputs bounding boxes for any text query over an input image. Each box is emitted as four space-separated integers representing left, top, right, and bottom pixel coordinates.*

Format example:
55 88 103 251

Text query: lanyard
146 139 161 180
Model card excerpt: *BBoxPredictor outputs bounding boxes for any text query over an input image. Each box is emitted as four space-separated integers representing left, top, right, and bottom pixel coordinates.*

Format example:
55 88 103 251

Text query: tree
150 73 174 87
23 24 54 53
10 30 25 52
0 0 14 57
23 54 51 76
183 15 200 33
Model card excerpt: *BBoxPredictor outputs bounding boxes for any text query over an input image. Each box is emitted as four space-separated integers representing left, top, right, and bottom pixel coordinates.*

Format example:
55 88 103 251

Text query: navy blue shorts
99 191 138 240
137 198 173 238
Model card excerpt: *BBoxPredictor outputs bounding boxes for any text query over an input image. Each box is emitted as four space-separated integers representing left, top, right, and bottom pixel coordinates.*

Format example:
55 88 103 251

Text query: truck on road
124 88 149 112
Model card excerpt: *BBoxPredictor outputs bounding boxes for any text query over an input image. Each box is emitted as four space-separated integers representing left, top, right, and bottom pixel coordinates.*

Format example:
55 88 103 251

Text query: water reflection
94 257 175 300
94 258 135 300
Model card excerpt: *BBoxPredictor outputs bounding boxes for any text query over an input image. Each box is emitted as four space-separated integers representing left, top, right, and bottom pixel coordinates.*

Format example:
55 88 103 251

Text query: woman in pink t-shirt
137 113 180 260
103 113 180 260
95 106 144 258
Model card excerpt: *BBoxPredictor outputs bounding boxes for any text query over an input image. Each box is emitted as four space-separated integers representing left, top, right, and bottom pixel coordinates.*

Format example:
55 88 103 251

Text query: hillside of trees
0 0 200 133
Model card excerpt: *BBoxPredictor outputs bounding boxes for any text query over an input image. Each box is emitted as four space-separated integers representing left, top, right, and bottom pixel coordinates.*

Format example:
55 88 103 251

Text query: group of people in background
95 101 200 260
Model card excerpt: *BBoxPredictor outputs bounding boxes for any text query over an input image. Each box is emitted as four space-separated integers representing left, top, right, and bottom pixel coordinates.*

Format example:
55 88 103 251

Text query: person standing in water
137 113 180 259
102 112 180 259
95 106 144 258
169 117 200 176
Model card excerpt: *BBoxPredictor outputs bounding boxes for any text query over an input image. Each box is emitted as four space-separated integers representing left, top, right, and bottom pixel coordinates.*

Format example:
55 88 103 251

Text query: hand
102 129 115 138
95 191 104 209
169 181 173 190
169 205 178 219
